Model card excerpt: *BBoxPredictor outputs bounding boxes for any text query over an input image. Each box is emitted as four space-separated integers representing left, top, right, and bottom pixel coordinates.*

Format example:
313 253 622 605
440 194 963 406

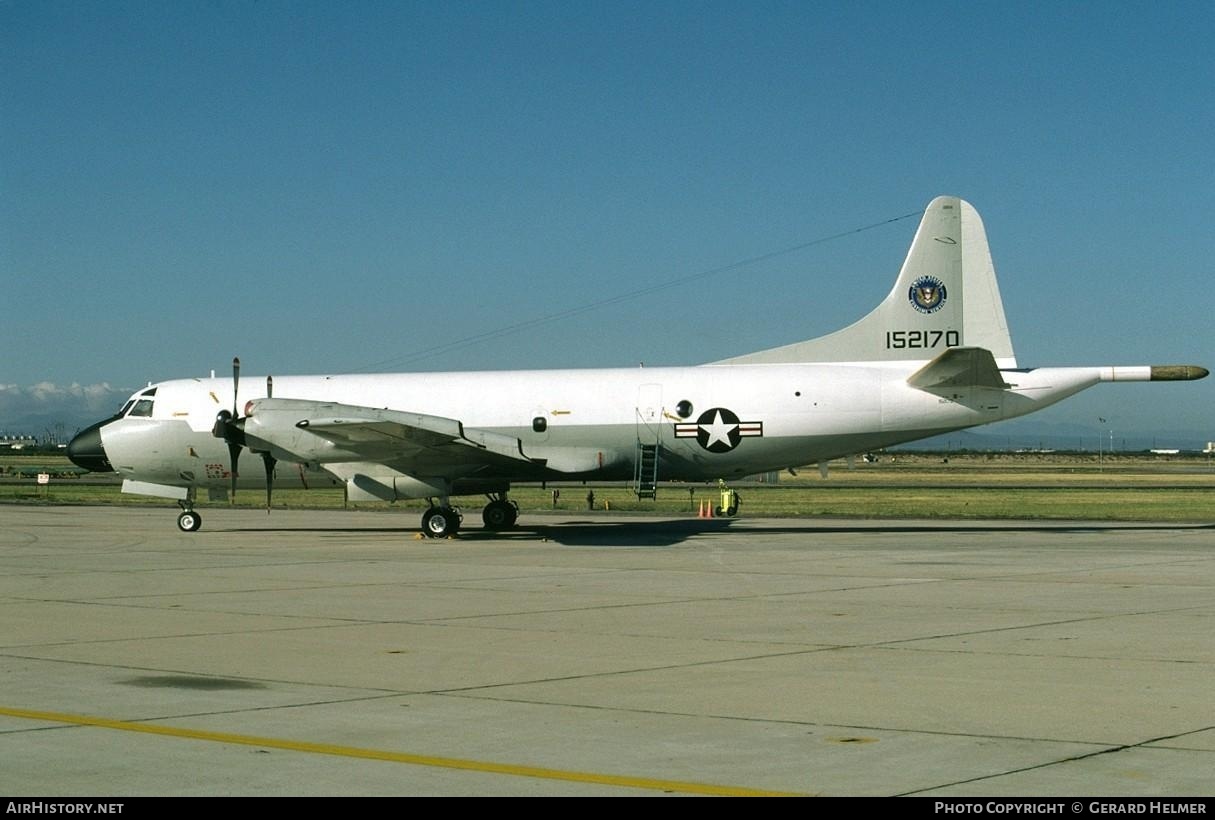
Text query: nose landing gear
176 498 202 532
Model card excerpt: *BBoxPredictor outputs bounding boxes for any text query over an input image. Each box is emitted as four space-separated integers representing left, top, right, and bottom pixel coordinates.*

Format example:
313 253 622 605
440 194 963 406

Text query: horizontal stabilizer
908 347 1008 390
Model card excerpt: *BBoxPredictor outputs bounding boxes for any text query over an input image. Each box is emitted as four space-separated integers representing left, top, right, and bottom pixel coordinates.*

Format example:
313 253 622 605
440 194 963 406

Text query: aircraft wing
241 397 537 472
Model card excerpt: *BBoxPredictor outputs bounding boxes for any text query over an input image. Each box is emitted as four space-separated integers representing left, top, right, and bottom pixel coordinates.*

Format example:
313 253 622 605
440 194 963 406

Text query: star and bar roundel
673 407 763 453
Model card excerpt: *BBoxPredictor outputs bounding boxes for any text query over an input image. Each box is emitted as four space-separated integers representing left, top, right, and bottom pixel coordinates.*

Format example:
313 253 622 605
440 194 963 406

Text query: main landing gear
420 505 462 538
418 493 518 538
481 494 518 531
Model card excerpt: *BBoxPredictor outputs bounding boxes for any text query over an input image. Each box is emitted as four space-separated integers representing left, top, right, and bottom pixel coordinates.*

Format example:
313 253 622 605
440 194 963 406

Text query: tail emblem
909 276 947 314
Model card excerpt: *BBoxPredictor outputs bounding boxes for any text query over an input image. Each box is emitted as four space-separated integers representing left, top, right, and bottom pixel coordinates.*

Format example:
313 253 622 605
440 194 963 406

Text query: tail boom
1145 365 1208 382
1095 365 1209 382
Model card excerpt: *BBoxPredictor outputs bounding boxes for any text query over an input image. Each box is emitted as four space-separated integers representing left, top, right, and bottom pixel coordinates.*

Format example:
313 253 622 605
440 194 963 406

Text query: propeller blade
227 440 241 501
232 357 241 417
229 358 242 501
213 358 267 506
262 452 276 513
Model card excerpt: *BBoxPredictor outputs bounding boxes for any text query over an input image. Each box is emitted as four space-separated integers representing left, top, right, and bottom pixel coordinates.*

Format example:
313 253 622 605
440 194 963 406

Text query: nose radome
67 420 114 473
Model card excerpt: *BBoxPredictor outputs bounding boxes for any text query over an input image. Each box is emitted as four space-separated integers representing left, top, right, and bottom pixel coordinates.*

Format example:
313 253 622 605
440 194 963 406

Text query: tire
422 507 460 538
482 499 517 531
177 511 201 532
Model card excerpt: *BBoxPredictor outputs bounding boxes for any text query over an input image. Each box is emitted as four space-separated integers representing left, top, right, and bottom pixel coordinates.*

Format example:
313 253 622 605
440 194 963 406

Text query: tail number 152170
885 329 960 350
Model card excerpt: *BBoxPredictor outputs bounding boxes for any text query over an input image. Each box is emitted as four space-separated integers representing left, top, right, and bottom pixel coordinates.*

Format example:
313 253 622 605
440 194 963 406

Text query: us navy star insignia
674 407 763 453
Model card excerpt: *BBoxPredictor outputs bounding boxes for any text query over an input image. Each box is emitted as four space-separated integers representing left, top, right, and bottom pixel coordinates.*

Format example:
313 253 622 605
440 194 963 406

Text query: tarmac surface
1 505 1212 796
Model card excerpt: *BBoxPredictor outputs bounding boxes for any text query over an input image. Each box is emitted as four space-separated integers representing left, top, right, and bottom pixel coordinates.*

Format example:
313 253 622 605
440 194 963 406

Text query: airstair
634 441 660 499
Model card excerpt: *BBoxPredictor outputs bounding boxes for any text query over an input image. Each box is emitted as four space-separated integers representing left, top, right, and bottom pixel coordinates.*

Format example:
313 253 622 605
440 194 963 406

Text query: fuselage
62 196 1209 537
82 360 1115 496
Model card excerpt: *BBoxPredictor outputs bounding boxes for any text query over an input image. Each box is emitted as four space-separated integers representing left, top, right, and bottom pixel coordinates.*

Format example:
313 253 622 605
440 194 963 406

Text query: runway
1 506 1212 796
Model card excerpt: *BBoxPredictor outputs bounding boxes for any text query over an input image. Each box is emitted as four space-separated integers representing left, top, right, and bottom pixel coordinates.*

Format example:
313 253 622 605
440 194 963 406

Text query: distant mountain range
891 421 1212 454
0 383 131 444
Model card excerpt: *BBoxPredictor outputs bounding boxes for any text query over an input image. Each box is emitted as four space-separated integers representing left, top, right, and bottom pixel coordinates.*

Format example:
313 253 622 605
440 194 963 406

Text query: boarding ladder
634 441 661 499
634 390 663 500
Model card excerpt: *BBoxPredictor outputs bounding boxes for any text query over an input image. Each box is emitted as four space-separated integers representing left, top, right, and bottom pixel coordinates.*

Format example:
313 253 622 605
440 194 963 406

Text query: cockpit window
119 386 158 418
128 399 155 417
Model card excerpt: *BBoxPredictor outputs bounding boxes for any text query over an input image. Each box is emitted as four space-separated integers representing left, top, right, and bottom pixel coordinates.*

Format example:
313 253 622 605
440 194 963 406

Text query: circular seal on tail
908 275 947 314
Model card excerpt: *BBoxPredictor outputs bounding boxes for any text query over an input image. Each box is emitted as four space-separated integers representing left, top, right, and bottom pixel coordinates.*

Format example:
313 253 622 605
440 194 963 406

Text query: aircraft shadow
220 518 1214 547
222 518 738 547
463 517 740 547
506 519 1215 547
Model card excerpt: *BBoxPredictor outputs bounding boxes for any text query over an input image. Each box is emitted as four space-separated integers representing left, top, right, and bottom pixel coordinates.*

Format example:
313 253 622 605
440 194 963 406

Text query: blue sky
2 1 1212 443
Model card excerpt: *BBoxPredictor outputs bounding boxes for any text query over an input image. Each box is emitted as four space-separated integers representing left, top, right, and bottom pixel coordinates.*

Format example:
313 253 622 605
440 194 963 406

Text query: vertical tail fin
717 196 1017 367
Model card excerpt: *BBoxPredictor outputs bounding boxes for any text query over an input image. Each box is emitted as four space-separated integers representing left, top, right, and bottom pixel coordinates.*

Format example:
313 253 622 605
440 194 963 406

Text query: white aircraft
67 196 1207 536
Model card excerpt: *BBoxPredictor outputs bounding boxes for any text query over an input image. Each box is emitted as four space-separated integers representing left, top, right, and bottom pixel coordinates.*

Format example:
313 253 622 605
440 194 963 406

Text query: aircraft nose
67 420 114 473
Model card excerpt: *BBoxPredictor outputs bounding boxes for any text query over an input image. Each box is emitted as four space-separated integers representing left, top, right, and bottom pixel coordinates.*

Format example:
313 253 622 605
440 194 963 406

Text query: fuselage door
636 383 663 442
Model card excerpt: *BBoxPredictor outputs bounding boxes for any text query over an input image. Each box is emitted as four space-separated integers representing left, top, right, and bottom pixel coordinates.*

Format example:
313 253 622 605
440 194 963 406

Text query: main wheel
177 511 202 532
421 507 461 538
482 499 518 531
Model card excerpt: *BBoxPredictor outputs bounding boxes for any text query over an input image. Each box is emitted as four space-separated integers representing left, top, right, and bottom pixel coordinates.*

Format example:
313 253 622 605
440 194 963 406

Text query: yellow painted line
0 706 804 796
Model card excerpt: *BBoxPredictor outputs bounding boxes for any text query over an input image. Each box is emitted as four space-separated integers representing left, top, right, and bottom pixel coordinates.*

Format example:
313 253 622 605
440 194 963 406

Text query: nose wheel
177 509 202 532
176 498 202 532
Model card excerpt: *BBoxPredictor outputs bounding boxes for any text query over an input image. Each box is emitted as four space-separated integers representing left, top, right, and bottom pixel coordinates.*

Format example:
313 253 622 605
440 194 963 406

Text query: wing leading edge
242 398 537 470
